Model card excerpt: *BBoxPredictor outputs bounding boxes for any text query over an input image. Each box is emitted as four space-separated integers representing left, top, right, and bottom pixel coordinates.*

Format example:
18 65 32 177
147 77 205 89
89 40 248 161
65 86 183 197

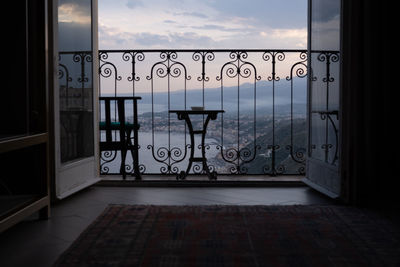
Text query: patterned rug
54 205 400 267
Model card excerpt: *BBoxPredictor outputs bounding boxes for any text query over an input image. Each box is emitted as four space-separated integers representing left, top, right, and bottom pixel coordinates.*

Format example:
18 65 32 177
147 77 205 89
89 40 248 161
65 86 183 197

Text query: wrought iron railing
58 49 340 178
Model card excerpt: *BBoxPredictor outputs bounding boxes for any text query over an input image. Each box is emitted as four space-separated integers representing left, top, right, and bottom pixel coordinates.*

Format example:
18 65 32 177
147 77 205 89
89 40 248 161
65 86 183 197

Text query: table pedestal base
170 110 223 181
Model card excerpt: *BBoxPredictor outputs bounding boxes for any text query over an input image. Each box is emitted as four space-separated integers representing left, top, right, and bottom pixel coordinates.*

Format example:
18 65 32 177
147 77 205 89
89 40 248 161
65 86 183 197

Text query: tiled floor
0 185 335 267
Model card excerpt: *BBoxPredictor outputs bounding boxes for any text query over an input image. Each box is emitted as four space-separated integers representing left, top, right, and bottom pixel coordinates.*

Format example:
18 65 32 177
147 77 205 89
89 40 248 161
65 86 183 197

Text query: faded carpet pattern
54 205 400 267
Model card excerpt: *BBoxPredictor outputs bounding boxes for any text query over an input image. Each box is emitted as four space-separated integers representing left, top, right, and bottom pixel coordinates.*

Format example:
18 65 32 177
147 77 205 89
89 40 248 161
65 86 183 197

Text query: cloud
126 0 143 9
99 23 216 49
173 11 208 18
270 28 307 40
99 21 307 50
99 24 134 48
163 20 177 24
58 2 91 24
191 24 245 32
310 16 340 50
168 32 214 47
59 22 91 51
134 33 170 46
58 0 92 50
205 0 306 29
98 0 308 49
312 2 340 22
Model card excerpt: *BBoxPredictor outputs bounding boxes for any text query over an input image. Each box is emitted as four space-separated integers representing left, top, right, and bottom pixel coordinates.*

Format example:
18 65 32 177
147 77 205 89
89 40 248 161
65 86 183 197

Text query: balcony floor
0 185 334 267
100 174 304 185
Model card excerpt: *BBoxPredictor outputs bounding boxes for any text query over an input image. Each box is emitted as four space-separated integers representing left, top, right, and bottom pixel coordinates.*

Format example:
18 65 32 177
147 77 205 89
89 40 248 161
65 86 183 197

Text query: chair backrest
99 96 141 146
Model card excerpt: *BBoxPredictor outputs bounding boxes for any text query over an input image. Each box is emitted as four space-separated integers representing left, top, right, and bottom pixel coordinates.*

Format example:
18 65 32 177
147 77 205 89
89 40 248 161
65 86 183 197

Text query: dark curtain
341 0 395 206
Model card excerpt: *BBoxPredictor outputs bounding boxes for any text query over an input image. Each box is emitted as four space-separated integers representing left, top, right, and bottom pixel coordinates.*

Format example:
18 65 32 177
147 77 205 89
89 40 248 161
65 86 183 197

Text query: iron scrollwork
97 49 311 178
261 51 286 175
285 51 308 174
99 52 124 175
216 51 261 174
310 51 340 165
146 52 191 174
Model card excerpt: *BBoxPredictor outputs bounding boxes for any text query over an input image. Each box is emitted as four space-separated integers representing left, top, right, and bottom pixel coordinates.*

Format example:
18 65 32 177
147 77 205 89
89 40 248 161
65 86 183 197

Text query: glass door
304 0 341 197
55 0 99 198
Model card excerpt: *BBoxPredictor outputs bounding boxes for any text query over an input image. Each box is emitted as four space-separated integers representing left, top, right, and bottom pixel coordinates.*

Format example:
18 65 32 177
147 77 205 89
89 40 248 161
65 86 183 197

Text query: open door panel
304 0 341 198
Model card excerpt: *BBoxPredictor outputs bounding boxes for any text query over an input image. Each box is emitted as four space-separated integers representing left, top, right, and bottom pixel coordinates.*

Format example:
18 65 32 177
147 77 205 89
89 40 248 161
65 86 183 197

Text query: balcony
58 49 339 181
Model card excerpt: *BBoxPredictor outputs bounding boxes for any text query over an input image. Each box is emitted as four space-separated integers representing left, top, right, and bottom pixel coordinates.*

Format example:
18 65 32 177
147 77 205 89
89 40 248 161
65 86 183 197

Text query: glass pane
58 0 94 163
309 0 340 165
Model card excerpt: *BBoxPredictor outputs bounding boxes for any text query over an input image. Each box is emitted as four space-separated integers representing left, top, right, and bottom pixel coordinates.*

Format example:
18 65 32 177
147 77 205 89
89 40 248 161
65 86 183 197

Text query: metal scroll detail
310 52 340 165
58 55 72 108
96 49 311 177
192 51 216 174
99 51 147 174
122 51 145 93
122 51 146 174
146 52 191 174
98 52 121 174
285 52 308 174
261 51 286 175
216 51 261 174
58 51 93 162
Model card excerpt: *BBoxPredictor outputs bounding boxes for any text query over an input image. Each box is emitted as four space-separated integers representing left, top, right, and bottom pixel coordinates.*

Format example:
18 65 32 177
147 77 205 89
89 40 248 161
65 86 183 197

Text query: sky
58 0 340 94
98 0 308 49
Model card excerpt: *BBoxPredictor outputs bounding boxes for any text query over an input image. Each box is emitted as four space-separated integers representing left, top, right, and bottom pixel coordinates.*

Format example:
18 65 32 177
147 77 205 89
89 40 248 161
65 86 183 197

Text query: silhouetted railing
58 49 340 179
